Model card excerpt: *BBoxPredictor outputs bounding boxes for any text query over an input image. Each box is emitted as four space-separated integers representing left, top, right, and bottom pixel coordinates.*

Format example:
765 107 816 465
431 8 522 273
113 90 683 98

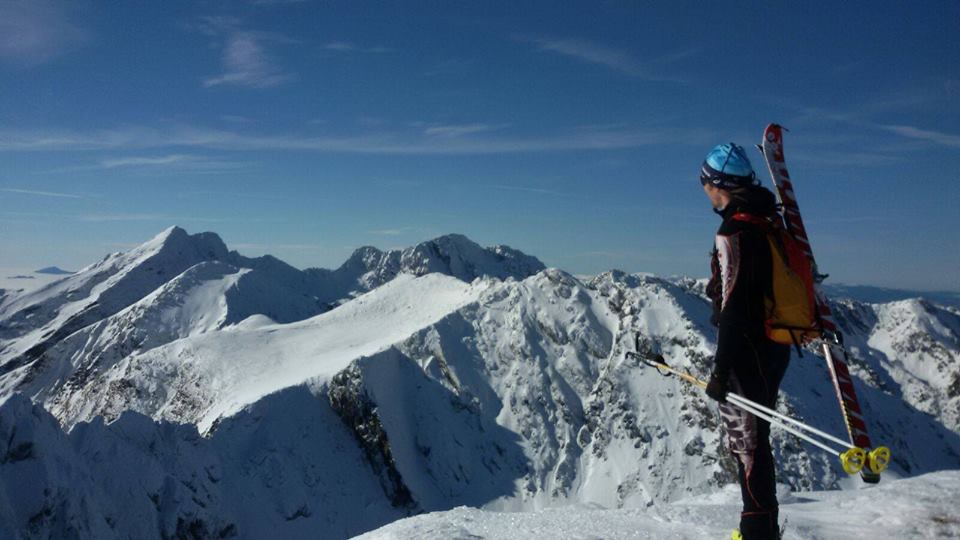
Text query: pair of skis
759 124 888 483
629 338 890 477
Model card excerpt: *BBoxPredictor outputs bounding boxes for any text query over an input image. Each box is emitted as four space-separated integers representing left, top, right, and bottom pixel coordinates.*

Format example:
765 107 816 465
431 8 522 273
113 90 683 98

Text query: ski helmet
700 143 757 189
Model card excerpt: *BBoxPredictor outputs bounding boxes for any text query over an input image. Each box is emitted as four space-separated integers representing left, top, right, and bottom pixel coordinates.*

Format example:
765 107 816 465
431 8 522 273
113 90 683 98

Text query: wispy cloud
423 123 508 138
189 16 287 91
530 37 641 76
0 187 84 199
0 0 86 66
0 124 711 155
221 115 253 124
521 36 689 81
175 190 292 202
247 0 309 5
805 216 885 224
771 93 960 159
323 41 354 52
487 184 572 197
790 150 902 167
322 41 391 54
100 154 195 168
189 15 242 36
879 125 960 148
371 179 421 188
204 31 296 88
79 214 229 223
188 14 296 89
367 228 407 236
39 153 249 174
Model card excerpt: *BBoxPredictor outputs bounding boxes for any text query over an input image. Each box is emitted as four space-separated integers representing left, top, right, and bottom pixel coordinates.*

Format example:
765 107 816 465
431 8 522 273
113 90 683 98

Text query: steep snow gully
1 227 958 538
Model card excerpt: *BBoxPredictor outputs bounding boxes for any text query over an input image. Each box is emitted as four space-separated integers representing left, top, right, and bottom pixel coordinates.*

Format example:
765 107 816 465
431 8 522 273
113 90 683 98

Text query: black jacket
705 186 780 378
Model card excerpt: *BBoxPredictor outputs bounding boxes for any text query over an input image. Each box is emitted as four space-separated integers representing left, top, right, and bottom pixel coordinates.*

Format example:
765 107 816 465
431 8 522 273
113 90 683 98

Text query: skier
700 143 791 540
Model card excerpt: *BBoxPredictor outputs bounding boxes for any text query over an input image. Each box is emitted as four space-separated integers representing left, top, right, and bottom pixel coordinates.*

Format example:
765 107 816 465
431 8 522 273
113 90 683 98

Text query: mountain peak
403 234 546 281
150 225 189 244
423 233 474 246
139 226 229 263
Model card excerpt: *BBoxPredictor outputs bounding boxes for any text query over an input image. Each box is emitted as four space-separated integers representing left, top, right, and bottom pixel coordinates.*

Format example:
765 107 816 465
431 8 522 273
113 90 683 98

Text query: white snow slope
48 271 491 432
0 227 958 539
355 470 960 540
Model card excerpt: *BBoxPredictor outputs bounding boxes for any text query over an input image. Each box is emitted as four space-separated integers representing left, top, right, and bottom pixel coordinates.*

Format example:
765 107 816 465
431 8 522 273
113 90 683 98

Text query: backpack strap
731 212 773 227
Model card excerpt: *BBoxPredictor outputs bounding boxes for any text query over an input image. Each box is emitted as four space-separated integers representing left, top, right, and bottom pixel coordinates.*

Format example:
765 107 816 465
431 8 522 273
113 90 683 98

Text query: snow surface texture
355 470 960 540
0 227 958 538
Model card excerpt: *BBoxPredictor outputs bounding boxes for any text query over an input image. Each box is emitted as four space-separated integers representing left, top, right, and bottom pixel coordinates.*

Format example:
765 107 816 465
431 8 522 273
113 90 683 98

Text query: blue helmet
700 143 757 189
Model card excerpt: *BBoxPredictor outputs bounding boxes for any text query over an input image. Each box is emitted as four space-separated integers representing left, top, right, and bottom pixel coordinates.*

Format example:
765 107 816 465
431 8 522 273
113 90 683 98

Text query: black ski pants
719 338 790 540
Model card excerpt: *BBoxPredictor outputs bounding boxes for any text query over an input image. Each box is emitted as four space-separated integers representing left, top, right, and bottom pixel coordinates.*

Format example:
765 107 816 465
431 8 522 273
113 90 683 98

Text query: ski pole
628 348 876 475
630 350 835 442
641 356 853 458
725 393 852 451
726 393 892 474
722 392 868 475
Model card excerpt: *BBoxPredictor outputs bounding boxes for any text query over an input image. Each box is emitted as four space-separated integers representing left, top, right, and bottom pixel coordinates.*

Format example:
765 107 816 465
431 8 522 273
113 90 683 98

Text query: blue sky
1 1 958 291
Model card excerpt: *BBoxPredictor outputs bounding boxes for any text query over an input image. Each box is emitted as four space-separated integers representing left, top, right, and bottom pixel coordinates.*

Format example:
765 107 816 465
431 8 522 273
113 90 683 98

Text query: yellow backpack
733 212 821 351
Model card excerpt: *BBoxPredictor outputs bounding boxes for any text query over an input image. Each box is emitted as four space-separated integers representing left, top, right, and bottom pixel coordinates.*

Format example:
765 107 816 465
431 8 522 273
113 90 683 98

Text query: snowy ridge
832 298 960 433
0 227 958 538
0 227 227 344
17 261 247 408
0 227 236 395
45 273 490 431
0 229 544 414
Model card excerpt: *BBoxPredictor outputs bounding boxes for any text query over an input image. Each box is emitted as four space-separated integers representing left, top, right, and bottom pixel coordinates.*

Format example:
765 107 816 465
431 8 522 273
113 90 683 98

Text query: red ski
760 124 883 483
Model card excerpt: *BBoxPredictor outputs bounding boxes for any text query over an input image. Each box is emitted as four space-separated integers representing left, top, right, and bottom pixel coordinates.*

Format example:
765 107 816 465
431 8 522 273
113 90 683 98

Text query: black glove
705 371 728 403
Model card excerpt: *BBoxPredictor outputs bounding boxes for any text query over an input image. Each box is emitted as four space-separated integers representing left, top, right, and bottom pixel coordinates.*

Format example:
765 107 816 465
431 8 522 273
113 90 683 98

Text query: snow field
354 470 960 539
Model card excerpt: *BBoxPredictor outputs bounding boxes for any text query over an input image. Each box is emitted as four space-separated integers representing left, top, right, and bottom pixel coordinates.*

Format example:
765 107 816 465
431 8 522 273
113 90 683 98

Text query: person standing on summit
700 143 791 540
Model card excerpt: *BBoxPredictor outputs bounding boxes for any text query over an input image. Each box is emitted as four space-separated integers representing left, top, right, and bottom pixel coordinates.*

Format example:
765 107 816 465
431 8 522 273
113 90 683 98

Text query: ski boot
730 525 784 539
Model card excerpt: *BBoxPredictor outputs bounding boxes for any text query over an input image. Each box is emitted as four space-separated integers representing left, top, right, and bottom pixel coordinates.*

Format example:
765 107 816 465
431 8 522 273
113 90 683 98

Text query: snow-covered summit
398 233 546 281
0 227 237 374
305 233 546 300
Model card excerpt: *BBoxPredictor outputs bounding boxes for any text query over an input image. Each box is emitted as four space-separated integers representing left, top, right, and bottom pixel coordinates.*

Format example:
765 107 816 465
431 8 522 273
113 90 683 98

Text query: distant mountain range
0 227 957 539
824 283 960 309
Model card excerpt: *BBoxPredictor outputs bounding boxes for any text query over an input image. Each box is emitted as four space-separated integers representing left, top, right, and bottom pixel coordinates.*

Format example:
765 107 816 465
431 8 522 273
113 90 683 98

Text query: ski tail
760 123 882 483
821 339 880 483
